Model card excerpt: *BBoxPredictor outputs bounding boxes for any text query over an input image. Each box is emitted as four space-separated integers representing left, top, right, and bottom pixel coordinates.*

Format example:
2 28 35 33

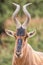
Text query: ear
27 30 36 38
5 29 15 37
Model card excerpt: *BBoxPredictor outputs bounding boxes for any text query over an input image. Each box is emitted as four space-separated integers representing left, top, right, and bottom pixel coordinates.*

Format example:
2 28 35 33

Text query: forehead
17 27 25 36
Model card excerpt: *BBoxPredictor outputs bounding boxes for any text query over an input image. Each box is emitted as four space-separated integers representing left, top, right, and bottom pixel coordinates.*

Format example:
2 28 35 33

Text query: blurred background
0 0 43 65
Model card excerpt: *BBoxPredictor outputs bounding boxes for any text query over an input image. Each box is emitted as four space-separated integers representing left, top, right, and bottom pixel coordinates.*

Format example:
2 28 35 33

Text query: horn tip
12 3 16 5
27 3 32 5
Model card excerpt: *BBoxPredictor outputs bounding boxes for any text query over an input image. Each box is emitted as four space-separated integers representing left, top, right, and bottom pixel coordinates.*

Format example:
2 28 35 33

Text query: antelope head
5 3 36 58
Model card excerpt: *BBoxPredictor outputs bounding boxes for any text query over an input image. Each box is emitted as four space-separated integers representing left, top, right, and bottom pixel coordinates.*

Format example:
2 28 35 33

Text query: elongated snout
16 38 22 57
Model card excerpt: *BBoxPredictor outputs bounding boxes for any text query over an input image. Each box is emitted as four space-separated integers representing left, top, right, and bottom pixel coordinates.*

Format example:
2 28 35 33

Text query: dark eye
23 36 26 41
24 35 28 41
14 33 17 38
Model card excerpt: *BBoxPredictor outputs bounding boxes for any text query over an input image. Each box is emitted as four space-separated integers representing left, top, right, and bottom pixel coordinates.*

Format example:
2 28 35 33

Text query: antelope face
5 3 36 58
5 27 36 58
5 27 27 58
14 27 27 58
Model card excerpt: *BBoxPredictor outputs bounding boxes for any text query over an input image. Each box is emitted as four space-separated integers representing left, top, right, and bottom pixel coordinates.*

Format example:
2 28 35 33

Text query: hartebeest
5 3 43 65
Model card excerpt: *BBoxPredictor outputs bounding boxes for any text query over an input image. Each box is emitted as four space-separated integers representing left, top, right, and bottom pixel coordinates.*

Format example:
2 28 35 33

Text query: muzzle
16 38 22 57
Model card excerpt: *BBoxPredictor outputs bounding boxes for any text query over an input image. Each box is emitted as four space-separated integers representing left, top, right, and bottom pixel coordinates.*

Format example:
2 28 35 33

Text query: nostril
16 52 21 57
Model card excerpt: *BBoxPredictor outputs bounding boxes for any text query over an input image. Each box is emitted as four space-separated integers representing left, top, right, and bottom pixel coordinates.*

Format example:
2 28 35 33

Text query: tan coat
12 43 43 65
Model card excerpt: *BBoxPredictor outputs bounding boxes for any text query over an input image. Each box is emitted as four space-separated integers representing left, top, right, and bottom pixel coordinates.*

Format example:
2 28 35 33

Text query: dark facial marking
17 27 25 36
16 38 22 52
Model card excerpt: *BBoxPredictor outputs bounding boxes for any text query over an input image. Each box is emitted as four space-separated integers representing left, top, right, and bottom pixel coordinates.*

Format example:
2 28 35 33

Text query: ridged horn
22 3 32 29
12 3 21 29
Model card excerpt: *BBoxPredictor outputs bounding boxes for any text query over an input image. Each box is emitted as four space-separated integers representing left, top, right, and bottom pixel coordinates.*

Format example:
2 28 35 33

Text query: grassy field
0 17 43 65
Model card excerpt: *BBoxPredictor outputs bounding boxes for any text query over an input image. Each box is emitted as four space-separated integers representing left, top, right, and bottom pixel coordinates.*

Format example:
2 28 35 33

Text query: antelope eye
14 33 17 38
15 35 17 38
23 35 28 40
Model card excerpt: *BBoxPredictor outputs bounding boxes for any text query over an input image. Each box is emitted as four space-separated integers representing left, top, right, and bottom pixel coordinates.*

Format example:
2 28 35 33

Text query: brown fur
12 41 43 65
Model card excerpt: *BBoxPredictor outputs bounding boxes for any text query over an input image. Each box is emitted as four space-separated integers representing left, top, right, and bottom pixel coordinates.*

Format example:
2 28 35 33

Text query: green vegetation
0 0 43 18
0 0 43 65
0 18 43 65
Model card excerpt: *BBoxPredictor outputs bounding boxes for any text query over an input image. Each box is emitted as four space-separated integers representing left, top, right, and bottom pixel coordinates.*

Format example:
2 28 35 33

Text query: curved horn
22 3 32 29
12 3 21 29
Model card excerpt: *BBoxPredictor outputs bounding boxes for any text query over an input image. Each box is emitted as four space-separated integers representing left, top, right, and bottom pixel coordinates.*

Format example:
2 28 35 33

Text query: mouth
15 51 23 58
16 52 21 57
